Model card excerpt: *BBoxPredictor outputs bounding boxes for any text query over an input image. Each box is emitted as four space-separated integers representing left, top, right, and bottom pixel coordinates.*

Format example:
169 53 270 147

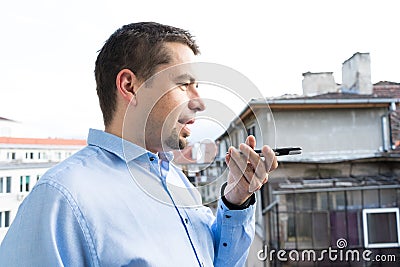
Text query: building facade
0 137 86 242
210 53 400 266
215 92 400 266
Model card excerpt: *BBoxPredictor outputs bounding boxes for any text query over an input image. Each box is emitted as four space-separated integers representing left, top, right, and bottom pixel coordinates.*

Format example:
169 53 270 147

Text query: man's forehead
151 62 198 83
171 72 196 82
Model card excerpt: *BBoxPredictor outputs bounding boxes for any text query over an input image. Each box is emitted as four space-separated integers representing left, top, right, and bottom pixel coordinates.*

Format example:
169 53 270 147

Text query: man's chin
164 134 188 151
178 137 188 150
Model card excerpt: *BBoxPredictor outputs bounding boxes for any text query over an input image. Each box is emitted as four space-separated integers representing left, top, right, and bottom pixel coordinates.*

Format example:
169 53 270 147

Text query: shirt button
149 157 155 161
223 242 227 247
225 215 231 218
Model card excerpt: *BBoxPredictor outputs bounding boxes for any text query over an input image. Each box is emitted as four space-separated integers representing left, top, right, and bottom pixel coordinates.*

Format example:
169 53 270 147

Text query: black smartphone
254 147 302 156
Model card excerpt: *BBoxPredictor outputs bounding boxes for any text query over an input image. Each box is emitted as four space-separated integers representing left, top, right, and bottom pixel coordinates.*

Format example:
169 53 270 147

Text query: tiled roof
374 81 400 86
373 81 400 98
268 81 400 101
278 92 388 100
0 137 86 146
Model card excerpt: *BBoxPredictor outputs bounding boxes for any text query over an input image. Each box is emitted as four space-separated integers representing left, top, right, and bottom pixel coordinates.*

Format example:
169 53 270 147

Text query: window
0 211 11 228
247 125 256 137
20 176 30 192
296 213 312 249
346 190 362 210
312 212 329 248
25 175 30 192
315 192 328 210
7 152 16 160
20 176 23 192
6 177 11 193
363 208 400 248
380 189 397 208
296 193 312 211
279 193 331 250
5 211 10 227
285 213 296 245
0 176 11 193
329 191 346 210
363 189 379 208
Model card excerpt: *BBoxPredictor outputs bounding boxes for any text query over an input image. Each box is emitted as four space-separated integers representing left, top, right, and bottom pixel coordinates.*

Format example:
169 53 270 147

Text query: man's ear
116 69 140 106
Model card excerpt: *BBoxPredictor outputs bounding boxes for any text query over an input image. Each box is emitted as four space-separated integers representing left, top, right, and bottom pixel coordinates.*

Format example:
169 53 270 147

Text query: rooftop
373 81 400 98
0 137 86 146
272 174 400 194
274 92 395 100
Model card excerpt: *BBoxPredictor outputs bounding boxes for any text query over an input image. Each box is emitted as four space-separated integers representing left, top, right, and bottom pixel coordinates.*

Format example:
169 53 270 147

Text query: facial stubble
164 128 188 150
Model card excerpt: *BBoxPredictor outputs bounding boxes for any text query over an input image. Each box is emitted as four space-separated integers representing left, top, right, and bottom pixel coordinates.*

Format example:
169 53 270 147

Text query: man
0 22 277 266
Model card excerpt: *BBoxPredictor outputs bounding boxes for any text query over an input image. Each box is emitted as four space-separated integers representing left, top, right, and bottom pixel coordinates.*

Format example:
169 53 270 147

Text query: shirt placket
154 157 204 267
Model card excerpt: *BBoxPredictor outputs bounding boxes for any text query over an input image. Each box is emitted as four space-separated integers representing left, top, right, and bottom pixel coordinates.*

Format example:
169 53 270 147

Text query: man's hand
224 135 278 206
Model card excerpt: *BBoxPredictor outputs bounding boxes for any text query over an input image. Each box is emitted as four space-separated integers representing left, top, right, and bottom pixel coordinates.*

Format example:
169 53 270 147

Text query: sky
0 0 399 141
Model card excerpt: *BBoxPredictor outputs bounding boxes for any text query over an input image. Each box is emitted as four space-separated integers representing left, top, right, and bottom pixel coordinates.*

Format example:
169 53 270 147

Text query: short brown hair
95 22 200 126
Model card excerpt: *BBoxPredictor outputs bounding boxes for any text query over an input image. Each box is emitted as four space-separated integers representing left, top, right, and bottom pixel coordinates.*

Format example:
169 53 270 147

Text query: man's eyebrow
173 73 196 83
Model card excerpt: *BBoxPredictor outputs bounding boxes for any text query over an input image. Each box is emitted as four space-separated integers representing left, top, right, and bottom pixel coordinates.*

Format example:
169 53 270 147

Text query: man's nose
188 85 206 111
188 97 206 112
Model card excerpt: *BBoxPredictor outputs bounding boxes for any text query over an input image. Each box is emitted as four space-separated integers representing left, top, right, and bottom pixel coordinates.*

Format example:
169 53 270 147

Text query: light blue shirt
0 129 255 266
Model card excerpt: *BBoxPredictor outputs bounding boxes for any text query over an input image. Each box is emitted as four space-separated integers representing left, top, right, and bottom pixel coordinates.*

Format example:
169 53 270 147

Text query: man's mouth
178 118 195 137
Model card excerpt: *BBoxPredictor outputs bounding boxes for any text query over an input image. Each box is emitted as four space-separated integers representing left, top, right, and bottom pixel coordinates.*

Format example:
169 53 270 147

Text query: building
211 53 400 266
373 81 400 147
0 136 86 243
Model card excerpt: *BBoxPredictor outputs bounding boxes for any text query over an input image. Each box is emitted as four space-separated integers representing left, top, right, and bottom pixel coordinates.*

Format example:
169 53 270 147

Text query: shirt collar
87 129 174 162
158 151 174 162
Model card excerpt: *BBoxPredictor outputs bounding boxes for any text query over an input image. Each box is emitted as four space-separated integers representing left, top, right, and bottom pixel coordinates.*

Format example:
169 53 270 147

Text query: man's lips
178 118 195 136
185 118 195 125
178 118 195 125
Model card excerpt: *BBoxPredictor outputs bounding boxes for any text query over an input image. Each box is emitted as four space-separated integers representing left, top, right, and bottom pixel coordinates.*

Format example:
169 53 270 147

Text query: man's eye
178 83 190 90
177 82 198 91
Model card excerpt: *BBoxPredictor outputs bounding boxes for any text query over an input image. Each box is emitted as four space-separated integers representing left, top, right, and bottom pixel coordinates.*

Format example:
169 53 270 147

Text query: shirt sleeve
0 180 97 267
220 182 256 210
211 185 256 267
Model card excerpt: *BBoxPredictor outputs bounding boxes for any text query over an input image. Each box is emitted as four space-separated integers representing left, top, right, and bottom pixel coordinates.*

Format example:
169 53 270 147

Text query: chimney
341 52 372 94
302 72 337 96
